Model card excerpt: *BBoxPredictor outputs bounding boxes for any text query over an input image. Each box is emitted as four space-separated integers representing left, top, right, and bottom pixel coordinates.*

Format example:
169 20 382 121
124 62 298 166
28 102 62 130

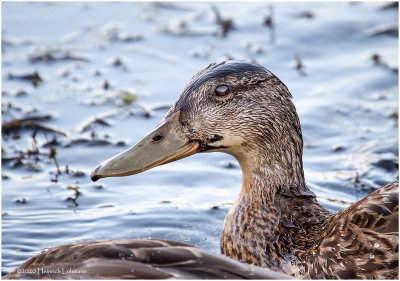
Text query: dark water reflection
1 1 398 275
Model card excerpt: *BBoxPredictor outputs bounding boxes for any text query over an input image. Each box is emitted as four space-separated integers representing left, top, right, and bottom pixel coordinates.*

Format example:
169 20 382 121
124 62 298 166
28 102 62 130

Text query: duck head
91 61 308 197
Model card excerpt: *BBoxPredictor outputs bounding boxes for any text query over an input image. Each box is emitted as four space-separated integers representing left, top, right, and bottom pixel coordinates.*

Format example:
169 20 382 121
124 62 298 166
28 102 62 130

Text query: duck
5 60 398 279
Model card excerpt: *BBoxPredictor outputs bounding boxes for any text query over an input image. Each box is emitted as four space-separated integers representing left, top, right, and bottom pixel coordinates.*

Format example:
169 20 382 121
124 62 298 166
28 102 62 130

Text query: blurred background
1 1 398 275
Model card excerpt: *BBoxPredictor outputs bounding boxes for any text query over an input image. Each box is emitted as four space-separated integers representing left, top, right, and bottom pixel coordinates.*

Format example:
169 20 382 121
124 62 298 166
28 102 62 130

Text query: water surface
1 1 398 275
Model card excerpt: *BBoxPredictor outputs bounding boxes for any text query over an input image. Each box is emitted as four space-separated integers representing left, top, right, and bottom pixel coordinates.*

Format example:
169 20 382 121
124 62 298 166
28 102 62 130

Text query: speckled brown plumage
5 61 398 279
221 182 398 279
311 181 398 279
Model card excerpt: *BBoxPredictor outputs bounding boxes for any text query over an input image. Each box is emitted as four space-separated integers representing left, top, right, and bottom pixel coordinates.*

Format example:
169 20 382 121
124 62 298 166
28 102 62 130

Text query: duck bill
90 111 198 182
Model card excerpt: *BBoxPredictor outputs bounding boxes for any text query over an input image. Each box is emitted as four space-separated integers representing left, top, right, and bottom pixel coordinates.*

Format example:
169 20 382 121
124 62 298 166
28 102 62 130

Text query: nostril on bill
151 134 164 142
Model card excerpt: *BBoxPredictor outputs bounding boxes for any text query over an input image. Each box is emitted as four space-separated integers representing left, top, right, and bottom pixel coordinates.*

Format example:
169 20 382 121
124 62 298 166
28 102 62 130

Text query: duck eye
215 85 229 96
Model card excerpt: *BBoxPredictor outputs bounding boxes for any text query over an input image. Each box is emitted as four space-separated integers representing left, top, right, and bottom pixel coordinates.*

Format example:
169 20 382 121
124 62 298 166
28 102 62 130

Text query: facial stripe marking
207 134 224 143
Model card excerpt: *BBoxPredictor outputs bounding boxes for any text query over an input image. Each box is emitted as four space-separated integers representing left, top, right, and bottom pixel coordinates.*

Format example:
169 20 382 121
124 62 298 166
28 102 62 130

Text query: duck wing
313 181 398 279
5 239 293 279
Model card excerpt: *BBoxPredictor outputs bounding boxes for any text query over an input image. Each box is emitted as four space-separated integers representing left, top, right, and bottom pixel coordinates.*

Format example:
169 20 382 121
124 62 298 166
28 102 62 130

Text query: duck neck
222 140 330 274
237 131 314 200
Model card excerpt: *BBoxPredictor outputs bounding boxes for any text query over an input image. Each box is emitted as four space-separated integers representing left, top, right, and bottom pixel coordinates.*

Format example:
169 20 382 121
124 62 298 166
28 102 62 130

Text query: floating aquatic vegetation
12 89 29 97
111 57 124 67
223 161 238 169
65 137 112 147
366 24 398 38
66 186 81 207
223 54 235 61
152 2 193 11
28 48 90 63
103 80 110 90
263 6 274 27
100 22 144 43
7 71 43 87
293 11 314 19
325 197 350 206
150 103 172 111
189 45 212 58
2 149 37 168
49 148 61 176
105 56 130 72
69 169 86 177
2 36 37 51
64 132 126 147
333 145 346 152
2 114 68 139
263 6 275 43
93 69 102 76
25 161 42 172
15 198 27 204
295 54 307 76
41 136 62 148
240 40 265 55
135 102 174 118
2 100 24 118
97 204 114 208
136 102 151 118
371 53 398 73
160 11 214 37
212 5 234 38
161 20 188 36
378 2 398 11
2 134 52 172
117 90 138 105
88 89 141 107
2 38 14 49
78 112 116 133
389 111 398 125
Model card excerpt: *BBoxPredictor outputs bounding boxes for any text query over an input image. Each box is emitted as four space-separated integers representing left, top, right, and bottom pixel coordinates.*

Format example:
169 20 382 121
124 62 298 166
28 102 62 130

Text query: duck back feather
310 181 398 279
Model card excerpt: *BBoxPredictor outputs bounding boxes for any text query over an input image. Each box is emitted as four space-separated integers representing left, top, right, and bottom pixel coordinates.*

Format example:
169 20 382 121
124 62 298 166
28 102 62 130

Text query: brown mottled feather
312 181 398 279
221 182 398 279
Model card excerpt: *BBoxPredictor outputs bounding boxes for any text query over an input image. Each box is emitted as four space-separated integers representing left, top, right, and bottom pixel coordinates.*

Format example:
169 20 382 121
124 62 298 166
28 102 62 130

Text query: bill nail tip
90 166 103 182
